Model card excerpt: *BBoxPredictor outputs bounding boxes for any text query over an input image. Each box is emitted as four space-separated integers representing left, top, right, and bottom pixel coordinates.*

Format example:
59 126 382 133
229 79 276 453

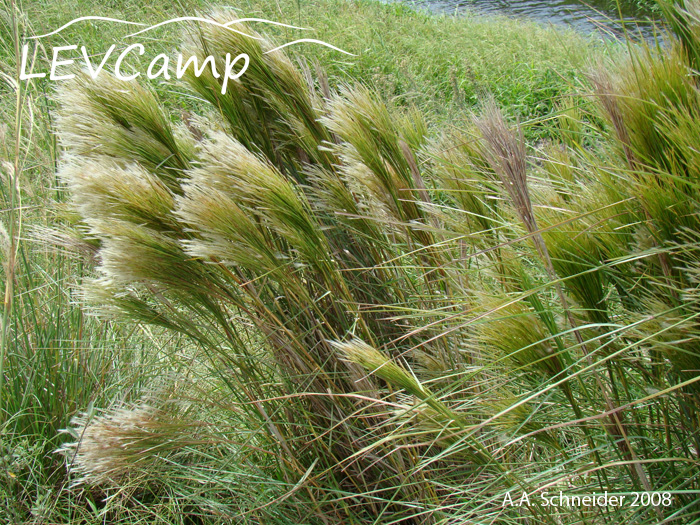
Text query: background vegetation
1 0 699 523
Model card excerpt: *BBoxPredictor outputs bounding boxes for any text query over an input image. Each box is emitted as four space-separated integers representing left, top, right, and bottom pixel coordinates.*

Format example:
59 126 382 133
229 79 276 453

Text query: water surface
403 0 662 40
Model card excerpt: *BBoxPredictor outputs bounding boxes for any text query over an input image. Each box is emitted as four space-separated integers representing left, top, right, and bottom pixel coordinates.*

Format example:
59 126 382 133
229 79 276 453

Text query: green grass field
14 0 601 123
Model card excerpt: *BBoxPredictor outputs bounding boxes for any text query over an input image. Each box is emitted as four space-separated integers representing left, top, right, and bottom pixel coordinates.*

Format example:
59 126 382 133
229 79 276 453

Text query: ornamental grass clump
59 400 202 487
54 9 700 523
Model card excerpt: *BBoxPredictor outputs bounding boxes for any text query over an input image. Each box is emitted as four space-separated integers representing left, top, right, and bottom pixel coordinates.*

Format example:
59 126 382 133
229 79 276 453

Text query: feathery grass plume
475 99 592 337
178 184 282 274
323 85 435 245
629 226 700 387
94 221 206 292
590 42 700 181
178 132 339 287
474 101 569 312
474 100 536 237
335 339 471 444
475 296 564 378
629 102 700 263
476 101 656 490
179 20 280 165
588 64 637 172
30 225 99 260
620 47 698 179
59 157 180 235
56 72 195 193
59 397 205 487
537 202 611 325
540 143 577 200
629 297 700 389
304 162 445 353
304 165 387 250
180 13 335 173
83 217 235 342
335 338 433 401
302 165 404 307
623 274 700 468
423 128 503 251
80 276 215 347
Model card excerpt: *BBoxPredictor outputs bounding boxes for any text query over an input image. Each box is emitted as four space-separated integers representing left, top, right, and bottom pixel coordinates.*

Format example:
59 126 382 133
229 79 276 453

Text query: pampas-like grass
60 158 179 234
52 12 700 524
56 72 195 192
180 10 335 173
475 296 563 378
59 400 204 487
323 85 435 244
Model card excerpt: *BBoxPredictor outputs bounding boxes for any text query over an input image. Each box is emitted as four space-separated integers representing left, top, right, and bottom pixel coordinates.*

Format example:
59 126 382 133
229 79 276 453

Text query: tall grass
36 3 700 523
3 0 700 523
0 2 177 522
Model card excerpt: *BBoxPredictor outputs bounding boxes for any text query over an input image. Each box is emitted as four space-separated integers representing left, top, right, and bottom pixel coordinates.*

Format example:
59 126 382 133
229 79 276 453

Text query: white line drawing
28 15 353 55
265 39 356 56
30 16 146 39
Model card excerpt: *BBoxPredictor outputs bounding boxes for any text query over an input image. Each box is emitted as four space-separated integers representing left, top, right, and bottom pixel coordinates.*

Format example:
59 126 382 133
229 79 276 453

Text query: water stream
403 0 662 40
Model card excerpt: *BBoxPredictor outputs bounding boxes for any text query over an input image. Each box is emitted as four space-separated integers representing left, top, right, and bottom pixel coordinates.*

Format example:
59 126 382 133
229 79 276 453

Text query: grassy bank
7 0 700 524
16 0 597 126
